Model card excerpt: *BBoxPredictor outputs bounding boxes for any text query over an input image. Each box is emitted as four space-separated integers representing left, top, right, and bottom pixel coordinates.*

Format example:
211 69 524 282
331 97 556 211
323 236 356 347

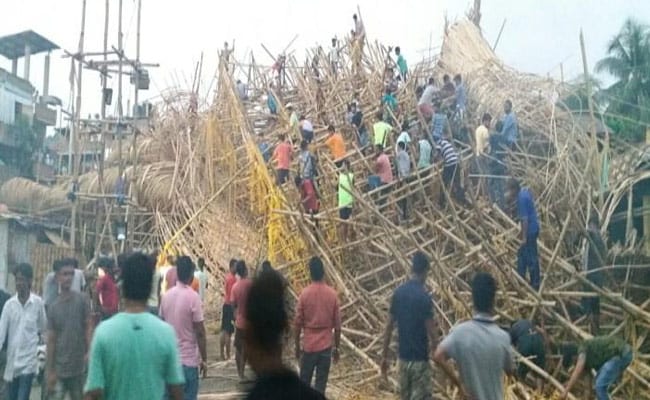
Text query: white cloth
395 131 411 153
236 82 247 99
418 84 436 106
0 294 47 381
194 270 207 301
301 120 314 132
329 46 340 65
355 20 365 38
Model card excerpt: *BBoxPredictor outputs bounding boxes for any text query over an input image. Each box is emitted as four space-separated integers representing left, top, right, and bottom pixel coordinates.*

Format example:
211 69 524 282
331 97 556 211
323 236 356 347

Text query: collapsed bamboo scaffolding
1 14 649 400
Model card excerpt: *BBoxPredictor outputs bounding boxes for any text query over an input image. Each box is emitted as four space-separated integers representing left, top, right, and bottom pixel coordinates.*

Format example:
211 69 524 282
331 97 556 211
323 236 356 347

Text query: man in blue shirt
507 179 541 290
453 74 467 117
500 100 518 146
381 252 437 400
431 101 451 142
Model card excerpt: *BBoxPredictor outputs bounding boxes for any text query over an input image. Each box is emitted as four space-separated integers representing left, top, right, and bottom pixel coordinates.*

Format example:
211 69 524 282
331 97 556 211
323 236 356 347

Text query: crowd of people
0 245 628 400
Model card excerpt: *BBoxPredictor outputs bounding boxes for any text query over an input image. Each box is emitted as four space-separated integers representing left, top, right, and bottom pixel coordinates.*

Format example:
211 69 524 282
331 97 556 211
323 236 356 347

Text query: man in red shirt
273 134 293 185
294 176 320 216
294 256 341 395
94 257 119 321
220 259 238 360
231 260 253 381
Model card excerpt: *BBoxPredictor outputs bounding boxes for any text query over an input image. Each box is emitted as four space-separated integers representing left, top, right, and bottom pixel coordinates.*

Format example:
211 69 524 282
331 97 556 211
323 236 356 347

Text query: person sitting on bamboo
560 336 633 400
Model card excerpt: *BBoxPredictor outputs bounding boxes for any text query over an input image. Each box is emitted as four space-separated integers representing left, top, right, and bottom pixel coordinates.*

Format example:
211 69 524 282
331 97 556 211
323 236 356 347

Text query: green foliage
596 18 650 143
10 115 37 176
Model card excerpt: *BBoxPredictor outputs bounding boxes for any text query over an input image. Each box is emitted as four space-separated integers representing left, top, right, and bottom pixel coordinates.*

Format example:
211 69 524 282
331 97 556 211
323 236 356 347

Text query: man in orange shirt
231 260 253 381
294 256 341 395
272 134 293 185
220 259 237 360
324 125 346 168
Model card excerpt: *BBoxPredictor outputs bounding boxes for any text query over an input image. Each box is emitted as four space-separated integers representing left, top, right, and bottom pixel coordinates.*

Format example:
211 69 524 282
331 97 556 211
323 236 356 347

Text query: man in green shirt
84 253 185 400
373 112 393 148
561 336 632 400
338 160 354 241
395 46 408 81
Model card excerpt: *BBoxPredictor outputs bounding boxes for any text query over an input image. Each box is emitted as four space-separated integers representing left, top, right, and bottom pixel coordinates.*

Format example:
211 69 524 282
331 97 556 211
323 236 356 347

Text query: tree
596 18 650 142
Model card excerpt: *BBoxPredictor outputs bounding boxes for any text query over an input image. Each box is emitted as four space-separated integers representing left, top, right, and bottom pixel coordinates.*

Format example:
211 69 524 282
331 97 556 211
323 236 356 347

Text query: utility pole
117 0 124 178
122 0 142 252
579 29 602 207
70 0 87 251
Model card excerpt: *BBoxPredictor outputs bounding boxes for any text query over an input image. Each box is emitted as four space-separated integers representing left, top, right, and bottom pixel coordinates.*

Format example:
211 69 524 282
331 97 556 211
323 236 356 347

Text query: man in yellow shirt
338 160 354 241
373 112 393 149
324 125 346 168
475 113 491 156
474 113 492 197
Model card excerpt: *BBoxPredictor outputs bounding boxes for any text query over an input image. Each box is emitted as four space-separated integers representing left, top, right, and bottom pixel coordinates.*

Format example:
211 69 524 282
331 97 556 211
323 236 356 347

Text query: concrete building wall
0 80 33 126
0 219 8 289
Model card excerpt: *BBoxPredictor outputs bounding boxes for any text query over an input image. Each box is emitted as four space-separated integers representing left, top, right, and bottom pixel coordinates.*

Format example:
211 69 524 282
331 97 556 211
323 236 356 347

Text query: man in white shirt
195 258 208 302
329 38 340 76
0 263 46 400
418 78 437 120
43 258 86 310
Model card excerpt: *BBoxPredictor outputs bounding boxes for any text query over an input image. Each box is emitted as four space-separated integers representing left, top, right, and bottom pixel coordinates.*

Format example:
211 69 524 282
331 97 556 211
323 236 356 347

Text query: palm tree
596 18 650 141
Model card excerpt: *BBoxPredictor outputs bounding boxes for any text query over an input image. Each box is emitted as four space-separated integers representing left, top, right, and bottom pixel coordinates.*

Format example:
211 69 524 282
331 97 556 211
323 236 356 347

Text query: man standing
475 113 492 196
506 179 541 291
95 257 119 321
435 136 464 207
299 140 317 184
582 214 608 333
195 257 208 303
84 253 184 400
381 252 437 400
0 263 46 400
453 74 467 118
46 259 93 400
295 257 341 395
561 336 633 400
324 125 346 168
329 38 340 76
416 131 433 172
373 145 393 207
160 256 208 400
396 141 411 221
43 258 85 310
231 260 253 381
273 134 293 186
433 272 514 400
394 47 408 81
373 112 393 149
431 101 452 142
338 160 354 241
500 99 518 147
299 116 315 144
220 259 238 361
417 78 437 120
295 176 320 217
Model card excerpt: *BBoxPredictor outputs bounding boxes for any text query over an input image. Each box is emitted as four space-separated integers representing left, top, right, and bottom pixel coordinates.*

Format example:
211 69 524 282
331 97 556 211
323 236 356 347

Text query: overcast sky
1 0 649 121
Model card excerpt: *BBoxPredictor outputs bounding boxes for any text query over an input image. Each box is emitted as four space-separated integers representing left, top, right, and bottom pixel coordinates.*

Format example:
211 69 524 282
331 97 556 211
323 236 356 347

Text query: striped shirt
436 139 459 167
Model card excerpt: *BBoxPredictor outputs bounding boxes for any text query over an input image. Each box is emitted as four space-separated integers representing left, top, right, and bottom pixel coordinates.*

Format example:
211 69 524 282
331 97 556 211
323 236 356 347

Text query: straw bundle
0 178 69 214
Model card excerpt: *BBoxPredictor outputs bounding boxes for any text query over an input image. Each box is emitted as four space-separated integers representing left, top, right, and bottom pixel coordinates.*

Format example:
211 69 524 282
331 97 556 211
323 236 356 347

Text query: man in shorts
220 259 237 360
231 261 253 381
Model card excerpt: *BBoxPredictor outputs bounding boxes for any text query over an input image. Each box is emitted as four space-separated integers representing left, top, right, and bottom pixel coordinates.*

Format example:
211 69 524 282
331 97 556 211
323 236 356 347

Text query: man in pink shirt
294 256 341 395
273 134 293 185
160 256 207 400
374 144 394 207
231 260 253 381
220 259 238 361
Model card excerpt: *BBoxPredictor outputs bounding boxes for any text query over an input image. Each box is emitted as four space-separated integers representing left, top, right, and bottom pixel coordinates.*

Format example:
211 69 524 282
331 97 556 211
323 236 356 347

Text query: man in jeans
0 263 47 400
381 252 437 400
294 257 341 395
506 179 541 290
47 259 94 400
561 336 633 400
160 256 207 400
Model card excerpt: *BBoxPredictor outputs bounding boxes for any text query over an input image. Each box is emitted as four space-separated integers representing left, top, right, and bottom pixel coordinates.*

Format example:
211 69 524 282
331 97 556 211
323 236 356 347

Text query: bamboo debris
1 15 648 400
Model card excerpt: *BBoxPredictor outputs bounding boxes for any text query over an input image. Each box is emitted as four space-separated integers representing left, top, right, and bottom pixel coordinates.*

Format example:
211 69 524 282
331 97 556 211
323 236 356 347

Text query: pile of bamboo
154 18 648 400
